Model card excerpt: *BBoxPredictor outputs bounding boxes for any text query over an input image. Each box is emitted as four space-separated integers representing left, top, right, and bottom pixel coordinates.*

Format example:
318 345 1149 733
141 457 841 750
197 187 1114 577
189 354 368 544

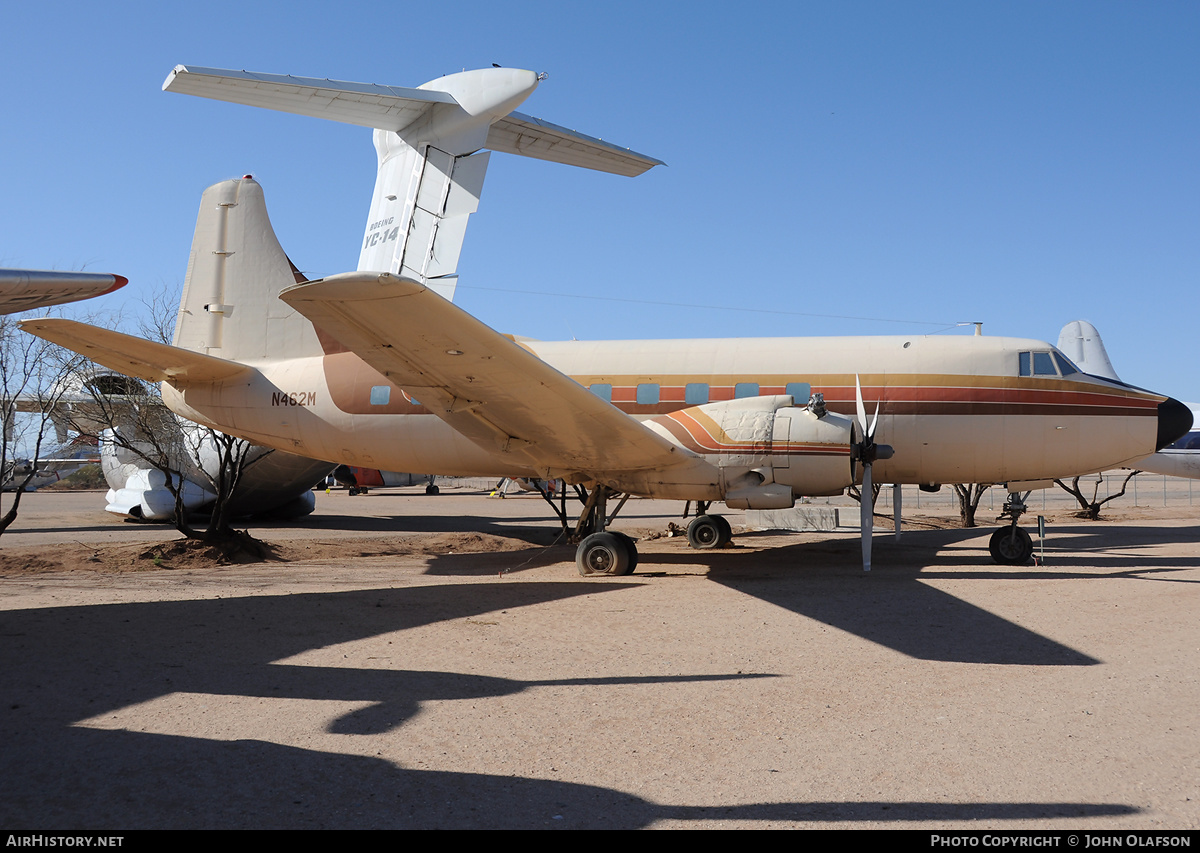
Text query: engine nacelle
647 395 855 509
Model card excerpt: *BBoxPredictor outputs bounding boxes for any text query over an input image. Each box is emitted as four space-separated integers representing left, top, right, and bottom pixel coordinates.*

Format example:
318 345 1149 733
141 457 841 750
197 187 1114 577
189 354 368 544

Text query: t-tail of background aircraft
20 66 1193 573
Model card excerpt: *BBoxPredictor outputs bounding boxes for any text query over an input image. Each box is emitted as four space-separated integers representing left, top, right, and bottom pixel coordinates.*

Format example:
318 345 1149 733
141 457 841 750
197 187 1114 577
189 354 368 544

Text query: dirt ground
1 484 1197 829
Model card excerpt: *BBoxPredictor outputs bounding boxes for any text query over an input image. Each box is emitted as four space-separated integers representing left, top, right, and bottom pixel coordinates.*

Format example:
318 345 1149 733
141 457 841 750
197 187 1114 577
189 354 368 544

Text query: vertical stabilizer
1057 320 1121 382
174 178 323 362
357 136 490 301
164 65 663 304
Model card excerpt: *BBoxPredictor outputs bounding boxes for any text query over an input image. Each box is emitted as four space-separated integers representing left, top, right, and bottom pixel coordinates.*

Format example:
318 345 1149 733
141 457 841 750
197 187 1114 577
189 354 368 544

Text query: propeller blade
855 374 868 434
861 462 874 572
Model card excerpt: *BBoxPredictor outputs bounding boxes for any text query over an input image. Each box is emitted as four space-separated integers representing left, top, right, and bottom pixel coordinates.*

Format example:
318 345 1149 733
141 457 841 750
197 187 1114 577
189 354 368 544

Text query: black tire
687 515 722 549
713 515 733 547
576 532 632 576
425 484 440 495
989 526 1033 565
612 531 639 574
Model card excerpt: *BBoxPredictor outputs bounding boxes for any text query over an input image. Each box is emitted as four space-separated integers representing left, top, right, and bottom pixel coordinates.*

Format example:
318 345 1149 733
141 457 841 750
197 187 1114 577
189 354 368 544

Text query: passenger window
637 383 660 405
685 383 710 405
734 382 759 399
589 383 613 402
785 382 811 403
370 385 391 406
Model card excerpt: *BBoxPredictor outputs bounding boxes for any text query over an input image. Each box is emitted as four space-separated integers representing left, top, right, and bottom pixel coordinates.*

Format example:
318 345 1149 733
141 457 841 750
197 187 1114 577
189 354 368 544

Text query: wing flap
280 272 691 474
19 319 251 384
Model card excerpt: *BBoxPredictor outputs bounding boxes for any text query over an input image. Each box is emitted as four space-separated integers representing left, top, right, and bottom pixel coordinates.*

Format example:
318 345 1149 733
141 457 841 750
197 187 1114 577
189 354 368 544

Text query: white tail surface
164 65 664 303
174 177 323 363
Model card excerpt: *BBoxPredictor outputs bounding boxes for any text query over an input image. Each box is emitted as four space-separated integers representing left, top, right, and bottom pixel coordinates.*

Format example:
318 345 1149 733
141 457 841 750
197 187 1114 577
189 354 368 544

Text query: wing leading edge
280 272 695 477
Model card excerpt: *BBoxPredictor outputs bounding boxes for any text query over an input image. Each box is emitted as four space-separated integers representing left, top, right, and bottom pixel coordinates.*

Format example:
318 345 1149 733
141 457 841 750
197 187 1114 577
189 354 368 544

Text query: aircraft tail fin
1057 320 1121 382
174 177 325 363
164 65 663 302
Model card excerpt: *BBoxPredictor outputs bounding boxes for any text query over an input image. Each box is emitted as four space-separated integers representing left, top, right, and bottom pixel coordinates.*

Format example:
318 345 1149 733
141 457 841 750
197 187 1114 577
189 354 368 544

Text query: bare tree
64 359 271 554
1054 471 1140 520
0 312 89 536
57 285 273 555
846 481 882 507
952 483 990 528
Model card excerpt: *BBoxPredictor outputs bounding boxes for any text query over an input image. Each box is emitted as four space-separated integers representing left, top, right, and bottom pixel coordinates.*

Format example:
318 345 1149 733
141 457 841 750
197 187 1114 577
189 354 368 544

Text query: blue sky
3 1 1197 399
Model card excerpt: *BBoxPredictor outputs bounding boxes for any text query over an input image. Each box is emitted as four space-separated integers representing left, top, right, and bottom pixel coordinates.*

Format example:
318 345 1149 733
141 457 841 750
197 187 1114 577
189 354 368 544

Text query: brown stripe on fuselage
321 351 427 414
318 352 1161 420
655 408 849 458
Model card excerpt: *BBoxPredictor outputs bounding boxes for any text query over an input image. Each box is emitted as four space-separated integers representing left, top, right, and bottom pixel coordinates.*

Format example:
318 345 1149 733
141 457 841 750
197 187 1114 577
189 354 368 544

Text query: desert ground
1 480 1197 830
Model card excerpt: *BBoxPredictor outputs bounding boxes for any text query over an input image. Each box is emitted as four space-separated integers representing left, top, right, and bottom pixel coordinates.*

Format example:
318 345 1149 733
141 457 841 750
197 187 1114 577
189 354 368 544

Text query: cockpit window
1019 351 1059 377
1051 351 1080 376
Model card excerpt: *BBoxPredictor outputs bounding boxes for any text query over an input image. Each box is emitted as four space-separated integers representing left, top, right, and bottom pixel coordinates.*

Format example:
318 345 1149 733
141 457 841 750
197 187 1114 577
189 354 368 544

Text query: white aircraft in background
0 269 127 314
21 66 1192 573
1058 320 1200 479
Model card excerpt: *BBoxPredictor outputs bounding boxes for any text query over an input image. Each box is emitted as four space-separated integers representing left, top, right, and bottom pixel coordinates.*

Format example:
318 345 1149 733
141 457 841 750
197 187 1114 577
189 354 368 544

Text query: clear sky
3 1 1197 398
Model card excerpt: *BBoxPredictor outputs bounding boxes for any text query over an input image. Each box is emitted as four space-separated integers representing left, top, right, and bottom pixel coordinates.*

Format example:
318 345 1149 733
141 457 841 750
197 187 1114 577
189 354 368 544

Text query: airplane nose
1157 397 1193 450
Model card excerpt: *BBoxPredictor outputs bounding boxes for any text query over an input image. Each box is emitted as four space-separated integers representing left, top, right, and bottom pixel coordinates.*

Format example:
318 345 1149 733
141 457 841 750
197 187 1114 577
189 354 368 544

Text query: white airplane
1058 320 1200 479
20 66 1192 574
0 269 127 314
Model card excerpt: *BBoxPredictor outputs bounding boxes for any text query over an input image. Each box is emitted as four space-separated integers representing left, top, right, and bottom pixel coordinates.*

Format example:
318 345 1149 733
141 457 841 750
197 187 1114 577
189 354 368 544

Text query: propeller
852 375 893 572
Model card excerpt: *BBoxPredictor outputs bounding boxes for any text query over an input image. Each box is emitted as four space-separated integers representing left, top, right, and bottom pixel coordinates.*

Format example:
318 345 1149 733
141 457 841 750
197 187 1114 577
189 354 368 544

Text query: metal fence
880 472 1197 513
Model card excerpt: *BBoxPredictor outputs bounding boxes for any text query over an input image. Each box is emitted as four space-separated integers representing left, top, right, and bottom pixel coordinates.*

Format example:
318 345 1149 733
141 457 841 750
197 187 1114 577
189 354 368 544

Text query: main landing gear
570 485 638 577
681 501 733 550
990 491 1034 565
535 485 734 577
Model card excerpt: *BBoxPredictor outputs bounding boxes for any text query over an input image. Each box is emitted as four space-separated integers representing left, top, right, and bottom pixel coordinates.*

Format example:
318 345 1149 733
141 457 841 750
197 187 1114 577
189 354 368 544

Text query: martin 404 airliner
21 66 1192 574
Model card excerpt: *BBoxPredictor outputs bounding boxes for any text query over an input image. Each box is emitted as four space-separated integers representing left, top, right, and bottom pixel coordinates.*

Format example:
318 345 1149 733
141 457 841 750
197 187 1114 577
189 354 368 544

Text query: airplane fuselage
163 332 1173 498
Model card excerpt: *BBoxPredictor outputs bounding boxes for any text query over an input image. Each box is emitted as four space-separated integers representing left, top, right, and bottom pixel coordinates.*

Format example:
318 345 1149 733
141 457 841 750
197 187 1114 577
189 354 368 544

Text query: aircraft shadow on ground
417 519 1199 666
0 582 1136 828
625 526 1115 667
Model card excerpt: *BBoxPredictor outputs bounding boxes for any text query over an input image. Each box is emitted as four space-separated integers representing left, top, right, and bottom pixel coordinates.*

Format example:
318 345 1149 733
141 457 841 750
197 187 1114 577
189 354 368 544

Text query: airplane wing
18 319 251 384
280 272 696 476
164 65 662 177
0 270 126 314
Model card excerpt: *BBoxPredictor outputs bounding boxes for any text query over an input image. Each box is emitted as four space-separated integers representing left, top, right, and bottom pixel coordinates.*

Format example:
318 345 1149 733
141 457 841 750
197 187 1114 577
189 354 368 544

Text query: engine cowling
646 395 855 509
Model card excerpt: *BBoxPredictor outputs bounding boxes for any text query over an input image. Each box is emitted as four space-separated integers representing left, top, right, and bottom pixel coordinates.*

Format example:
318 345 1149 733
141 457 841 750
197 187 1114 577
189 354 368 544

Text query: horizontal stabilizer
18 319 250 384
164 64 663 176
163 65 455 132
487 112 664 177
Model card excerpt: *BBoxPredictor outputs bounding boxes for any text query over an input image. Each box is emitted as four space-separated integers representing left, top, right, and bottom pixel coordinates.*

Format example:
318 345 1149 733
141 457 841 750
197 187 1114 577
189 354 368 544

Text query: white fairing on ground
99 424 325 520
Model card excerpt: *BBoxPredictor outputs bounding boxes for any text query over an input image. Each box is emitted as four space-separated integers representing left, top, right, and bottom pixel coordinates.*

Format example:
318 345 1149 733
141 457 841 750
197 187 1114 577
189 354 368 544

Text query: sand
1 486 1197 829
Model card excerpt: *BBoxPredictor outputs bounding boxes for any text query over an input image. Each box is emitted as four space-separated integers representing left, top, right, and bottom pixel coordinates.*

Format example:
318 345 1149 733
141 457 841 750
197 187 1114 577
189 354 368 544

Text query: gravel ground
0 487 1197 829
